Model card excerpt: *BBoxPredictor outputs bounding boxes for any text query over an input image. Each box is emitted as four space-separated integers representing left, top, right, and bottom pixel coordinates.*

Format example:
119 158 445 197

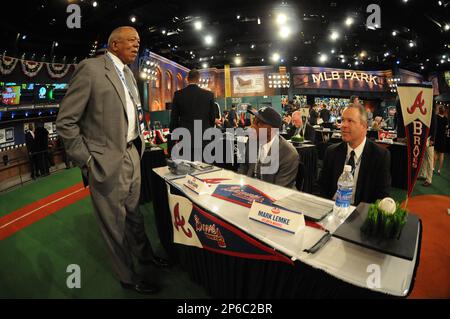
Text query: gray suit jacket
56 55 145 193
238 136 299 188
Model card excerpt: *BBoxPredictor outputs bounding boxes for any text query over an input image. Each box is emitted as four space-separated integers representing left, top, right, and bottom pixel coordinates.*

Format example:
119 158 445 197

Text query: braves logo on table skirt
167 189 293 265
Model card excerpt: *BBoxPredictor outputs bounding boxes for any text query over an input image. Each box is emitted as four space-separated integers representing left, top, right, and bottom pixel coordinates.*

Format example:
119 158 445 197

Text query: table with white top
151 166 421 298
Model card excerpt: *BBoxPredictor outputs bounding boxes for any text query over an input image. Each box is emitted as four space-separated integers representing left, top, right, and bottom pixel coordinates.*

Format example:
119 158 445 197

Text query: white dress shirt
346 137 366 204
107 52 137 143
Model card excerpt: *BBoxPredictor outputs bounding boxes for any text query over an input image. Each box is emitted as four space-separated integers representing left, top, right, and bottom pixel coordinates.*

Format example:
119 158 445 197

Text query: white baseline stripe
0 187 86 230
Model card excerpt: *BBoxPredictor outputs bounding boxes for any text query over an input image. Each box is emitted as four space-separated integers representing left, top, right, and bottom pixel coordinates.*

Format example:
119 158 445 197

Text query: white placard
233 74 265 94
248 202 305 235
183 174 216 195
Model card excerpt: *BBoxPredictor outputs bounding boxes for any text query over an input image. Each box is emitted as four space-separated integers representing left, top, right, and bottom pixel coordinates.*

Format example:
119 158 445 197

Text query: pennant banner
397 84 433 197
212 184 275 208
167 187 293 265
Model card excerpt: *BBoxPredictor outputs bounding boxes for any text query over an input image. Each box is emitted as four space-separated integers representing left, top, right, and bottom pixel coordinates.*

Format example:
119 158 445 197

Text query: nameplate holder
322 128 331 132
382 138 394 144
183 174 216 195
248 202 305 235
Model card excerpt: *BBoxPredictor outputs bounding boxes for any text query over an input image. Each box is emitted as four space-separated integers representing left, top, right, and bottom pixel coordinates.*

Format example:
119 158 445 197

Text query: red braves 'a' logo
407 91 427 115
173 203 192 238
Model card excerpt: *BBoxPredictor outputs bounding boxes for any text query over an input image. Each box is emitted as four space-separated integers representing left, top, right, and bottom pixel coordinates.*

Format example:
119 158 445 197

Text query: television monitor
1 86 21 106
34 85 55 104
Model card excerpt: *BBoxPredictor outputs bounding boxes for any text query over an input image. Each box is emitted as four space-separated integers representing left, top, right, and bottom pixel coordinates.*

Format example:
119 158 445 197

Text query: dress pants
419 138 434 184
88 143 155 284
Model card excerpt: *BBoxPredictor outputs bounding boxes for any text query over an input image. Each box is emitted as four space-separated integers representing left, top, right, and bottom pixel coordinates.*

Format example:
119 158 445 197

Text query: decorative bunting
0 56 19 75
21 60 44 77
46 63 72 78
0 55 76 78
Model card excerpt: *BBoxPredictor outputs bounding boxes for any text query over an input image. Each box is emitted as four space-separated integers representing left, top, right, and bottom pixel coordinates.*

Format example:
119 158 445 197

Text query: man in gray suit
56 26 167 295
238 107 299 188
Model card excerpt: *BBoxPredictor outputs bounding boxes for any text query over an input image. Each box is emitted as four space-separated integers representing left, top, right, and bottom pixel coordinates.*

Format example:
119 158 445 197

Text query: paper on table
273 193 333 221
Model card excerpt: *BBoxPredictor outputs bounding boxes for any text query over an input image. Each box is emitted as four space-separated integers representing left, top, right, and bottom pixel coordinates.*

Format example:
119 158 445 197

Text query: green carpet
0 168 209 299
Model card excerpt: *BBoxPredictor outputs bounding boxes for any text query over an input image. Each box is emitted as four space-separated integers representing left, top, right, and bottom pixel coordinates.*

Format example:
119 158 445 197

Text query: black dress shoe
140 256 171 268
120 281 160 295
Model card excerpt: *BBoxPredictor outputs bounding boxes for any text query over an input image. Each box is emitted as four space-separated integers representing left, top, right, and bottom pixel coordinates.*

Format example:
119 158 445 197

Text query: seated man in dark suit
238 107 299 188
285 111 316 142
319 103 391 205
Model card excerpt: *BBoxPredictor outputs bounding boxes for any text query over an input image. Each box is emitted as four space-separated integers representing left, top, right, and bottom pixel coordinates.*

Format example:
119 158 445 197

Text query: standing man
25 123 38 179
169 69 216 161
56 26 168 295
319 103 391 205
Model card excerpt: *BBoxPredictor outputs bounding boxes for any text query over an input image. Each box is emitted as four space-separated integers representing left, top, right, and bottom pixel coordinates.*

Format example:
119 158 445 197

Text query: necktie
123 66 145 135
348 150 356 173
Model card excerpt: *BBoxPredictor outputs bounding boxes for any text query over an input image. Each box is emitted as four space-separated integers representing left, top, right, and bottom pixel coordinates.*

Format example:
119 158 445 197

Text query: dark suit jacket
170 84 216 139
319 139 391 205
286 123 316 142
320 108 331 123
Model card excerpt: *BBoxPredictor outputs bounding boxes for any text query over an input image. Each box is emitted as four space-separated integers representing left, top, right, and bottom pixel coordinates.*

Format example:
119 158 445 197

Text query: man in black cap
238 107 299 188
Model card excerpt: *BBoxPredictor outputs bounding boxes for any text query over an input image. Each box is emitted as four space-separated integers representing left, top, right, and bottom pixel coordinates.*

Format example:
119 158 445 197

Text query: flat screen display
1 86 21 106
34 85 54 103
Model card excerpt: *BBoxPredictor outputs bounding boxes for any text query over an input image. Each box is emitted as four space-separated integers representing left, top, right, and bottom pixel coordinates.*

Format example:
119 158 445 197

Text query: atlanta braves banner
212 184 275 207
167 187 293 265
397 84 433 197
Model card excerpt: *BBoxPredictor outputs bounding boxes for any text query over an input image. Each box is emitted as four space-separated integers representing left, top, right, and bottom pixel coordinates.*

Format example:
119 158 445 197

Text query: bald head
107 26 140 64
291 111 303 128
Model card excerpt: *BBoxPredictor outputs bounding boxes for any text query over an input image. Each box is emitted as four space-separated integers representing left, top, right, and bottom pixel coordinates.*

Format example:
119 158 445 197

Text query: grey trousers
89 144 154 284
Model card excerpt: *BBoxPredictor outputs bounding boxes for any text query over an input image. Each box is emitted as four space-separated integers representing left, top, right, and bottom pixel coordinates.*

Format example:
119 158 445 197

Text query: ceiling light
409 41 415 47
237 15 241 20
130 16 136 23
341 58 346 63
202 63 208 68
194 21 202 30
257 18 261 25
92 1 98 7
204 35 213 45
354 61 359 66
251 44 255 49
276 14 287 25
319 54 328 63
421 65 425 70
444 24 450 31
345 17 354 26
330 31 339 41
271 53 280 62
279 26 291 39
392 31 397 36
234 57 242 65
331 49 335 54
438 1 443 6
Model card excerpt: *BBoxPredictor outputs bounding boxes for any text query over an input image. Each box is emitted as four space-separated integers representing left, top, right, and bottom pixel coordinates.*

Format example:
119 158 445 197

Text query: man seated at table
319 103 391 205
286 111 316 142
238 107 299 188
